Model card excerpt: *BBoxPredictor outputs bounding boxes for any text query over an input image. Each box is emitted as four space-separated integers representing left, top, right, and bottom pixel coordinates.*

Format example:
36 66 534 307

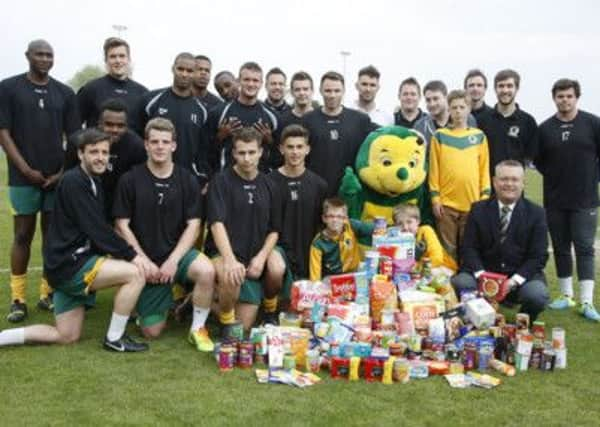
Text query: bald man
0 39 80 322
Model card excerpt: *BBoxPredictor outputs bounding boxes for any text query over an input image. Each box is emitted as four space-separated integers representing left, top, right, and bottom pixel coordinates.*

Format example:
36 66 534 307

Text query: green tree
67 64 105 92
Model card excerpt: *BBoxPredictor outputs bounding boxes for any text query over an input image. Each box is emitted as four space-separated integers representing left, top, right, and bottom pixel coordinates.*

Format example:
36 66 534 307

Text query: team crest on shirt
38 99 44 109
468 135 478 145
561 131 571 142
330 130 339 141
158 107 168 115
508 126 520 138
191 113 198 124
290 190 298 201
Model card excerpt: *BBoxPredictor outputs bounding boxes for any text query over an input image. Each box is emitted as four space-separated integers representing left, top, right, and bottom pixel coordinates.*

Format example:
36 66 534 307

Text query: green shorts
217 246 293 306
137 249 201 327
9 185 55 215
53 256 105 315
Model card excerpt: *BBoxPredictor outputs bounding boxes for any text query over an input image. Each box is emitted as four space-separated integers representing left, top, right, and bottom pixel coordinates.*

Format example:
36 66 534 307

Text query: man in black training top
77 37 148 130
270 124 327 280
302 71 374 196
205 127 287 332
464 69 494 120
65 98 146 218
536 79 600 321
138 52 210 186
279 71 316 130
0 129 148 352
0 39 80 322
113 118 216 350
476 69 537 182
192 55 222 111
207 62 279 173
264 67 291 114
394 77 426 129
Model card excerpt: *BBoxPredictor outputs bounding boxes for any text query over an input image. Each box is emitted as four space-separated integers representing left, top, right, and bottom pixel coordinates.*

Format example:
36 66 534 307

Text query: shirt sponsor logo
114 89 128 95
158 107 168 115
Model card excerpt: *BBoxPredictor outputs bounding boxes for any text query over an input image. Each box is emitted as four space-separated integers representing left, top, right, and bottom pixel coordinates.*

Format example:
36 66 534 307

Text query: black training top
65 129 146 217
394 108 426 129
535 110 600 210
77 74 148 129
198 91 223 111
138 87 210 183
302 107 374 196
206 99 280 172
43 166 136 285
477 104 537 179
113 164 202 265
264 98 292 115
204 167 281 265
471 102 494 122
0 73 80 185
269 168 328 279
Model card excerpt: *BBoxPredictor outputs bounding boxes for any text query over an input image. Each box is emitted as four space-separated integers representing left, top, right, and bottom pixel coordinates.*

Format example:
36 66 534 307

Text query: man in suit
451 159 549 321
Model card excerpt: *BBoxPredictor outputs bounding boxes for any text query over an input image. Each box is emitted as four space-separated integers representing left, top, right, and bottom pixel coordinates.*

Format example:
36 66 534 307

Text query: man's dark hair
232 127 263 149
103 37 130 60
320 71 344 86
423 80 448 96
174 52 195 64
266 67 286 81
77 128 111 151
239 61 263 77
552 78 581 98
399 77 421 95
464 69 488 89
280 124 310 145
194 54 211 63
99 98 128 116
494 69 521 89
322 197 347 214
358 65 380 79
290 71 313 90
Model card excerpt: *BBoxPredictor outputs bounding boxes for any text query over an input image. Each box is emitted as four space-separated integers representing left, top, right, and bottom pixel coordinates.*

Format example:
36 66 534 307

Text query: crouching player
113 118 215 351
0 129 148 352
205 127 287 333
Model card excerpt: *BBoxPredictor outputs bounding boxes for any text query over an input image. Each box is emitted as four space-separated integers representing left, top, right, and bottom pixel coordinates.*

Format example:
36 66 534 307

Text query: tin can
380 256 393 278
554 348 567 369
478 343 493 371
503 324 518 344
445 344 461 362
219 343 235 372
532 320 546 341
393 358 410 383
541 348 556 371
529 343 544 369
516 313 530 331
225 321 244 342
463 342 477 371
515 352 529 371
237 341 254 369
552 327 566 349
283 354 296 371
373 216 387 236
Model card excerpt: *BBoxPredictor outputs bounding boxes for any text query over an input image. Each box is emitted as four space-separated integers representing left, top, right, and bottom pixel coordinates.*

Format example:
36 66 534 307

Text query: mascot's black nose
396 167 409 181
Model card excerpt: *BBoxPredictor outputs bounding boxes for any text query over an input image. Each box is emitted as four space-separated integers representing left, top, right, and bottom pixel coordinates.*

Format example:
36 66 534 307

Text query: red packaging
290 280 331 312
503 324 518 344
328 274 357 302
330 357 350 379
363 358 385 382
379 257 393 278
377 246 397 259
478 272 509 302
428 361 450 375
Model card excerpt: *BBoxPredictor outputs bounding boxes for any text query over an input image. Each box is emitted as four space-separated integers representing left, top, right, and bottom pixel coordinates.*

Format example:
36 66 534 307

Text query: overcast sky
2 0 599 121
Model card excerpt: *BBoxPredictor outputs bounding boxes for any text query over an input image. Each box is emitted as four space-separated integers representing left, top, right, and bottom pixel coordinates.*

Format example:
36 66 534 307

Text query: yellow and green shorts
9 185 55 215
53 256 106 315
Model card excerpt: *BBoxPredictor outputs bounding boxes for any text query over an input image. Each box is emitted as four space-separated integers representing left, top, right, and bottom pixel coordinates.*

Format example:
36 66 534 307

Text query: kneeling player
114 118 215 351
205 127 286 333
0 129 147 352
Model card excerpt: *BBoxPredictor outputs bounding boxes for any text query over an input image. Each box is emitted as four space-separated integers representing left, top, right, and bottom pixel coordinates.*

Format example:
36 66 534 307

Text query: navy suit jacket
461 197 548 281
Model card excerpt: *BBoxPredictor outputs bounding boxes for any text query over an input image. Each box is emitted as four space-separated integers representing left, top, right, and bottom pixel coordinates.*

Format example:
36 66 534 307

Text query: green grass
1 157 600 426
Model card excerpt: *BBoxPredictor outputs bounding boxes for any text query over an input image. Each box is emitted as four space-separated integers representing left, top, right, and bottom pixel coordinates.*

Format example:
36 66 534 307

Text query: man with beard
213 70 239 102
0 39 80 320
77 37 148 130
65 98 146 217
394 77 427 129
464 69 494 120
137 52 210 186
302 71 374 196
476 69 537 182
192 55 222 111
279 71 315 129
264 68 291 114
353 65 393 126
207 62 279 172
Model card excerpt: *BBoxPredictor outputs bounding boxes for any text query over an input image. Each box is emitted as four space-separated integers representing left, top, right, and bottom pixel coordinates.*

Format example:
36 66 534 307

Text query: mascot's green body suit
339 126 433 243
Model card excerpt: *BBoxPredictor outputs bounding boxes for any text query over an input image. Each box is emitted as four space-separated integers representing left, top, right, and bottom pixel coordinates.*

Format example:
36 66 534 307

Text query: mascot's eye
416 137 424 146
382 159 392 167
409 161 416 168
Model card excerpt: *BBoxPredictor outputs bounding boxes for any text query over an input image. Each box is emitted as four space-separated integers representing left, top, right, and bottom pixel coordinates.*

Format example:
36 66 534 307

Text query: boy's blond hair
392 203 420 224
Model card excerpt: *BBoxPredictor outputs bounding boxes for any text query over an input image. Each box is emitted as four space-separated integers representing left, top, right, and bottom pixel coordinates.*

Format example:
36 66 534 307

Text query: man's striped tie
499 205 511 243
